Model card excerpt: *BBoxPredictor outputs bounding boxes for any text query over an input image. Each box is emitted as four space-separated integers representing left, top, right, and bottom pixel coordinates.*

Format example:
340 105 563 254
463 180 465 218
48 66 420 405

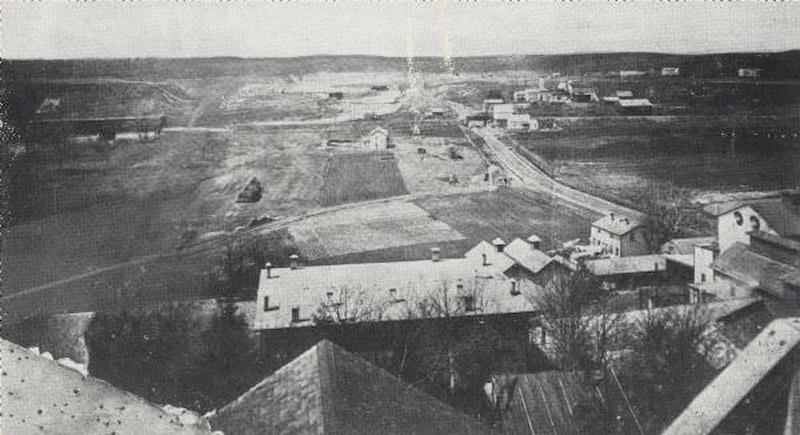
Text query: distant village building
738 68 762 78
35 97 61 115
566 82 598 103
661 67 681 76
620 70 647 78
427 107 446 118
548 90 572 104
362 127 389 149
616 90 634 99
506 114 539 132
465 113 492 128
616 98 653 115
328 91 344 100
589 213 649 257
491 103 530 127
486 164 509 186
370 85 389 91
482 98 505 113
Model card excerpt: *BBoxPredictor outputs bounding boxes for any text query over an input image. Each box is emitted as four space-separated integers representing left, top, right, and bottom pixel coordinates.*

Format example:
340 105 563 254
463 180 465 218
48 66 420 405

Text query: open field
512 116 800 205
318 151 408 206
5 124 328 296
393 136 490 194
6 53 800 323
289 201 466 261
414 188 599 251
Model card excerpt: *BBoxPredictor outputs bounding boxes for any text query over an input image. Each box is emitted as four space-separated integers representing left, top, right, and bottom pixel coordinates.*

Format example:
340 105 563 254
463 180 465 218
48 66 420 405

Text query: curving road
470 126 645 220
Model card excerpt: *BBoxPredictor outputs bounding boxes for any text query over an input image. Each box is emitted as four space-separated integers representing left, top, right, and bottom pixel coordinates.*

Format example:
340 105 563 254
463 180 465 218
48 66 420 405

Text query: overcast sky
4 1 800 59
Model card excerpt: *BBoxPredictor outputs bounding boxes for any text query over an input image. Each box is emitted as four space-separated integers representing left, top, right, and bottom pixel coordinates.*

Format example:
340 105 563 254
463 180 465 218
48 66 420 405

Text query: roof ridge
316 340 336 435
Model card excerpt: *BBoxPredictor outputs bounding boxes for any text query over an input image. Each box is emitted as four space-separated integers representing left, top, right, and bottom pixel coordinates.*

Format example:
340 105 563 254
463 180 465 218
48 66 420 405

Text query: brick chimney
289 254 300 270
265 262 273 278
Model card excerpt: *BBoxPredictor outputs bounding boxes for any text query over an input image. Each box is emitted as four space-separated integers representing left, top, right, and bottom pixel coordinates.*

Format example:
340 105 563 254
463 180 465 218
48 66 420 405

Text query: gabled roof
504 238 555 275
592 214 641 236
660 236 717 255
617 98 653 107
466 240 517 274
749 198 800 236
704 197 800 236
211 340 493 435
368 127 389 137
0 339 210 435
257 241 536 329
497 371 638 435
584 255 666 276
664 318 800 435
713 243 800 298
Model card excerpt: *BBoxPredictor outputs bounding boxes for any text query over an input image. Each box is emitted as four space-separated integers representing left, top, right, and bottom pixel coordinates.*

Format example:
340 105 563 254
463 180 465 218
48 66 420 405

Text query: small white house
362 127 389 150
506 114 539 132
661 67 680 76
738 68 762 78
589 213 649 257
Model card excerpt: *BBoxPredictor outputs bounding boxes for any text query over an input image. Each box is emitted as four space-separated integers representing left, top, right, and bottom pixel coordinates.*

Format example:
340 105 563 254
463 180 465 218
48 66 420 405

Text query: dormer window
734 211 743 226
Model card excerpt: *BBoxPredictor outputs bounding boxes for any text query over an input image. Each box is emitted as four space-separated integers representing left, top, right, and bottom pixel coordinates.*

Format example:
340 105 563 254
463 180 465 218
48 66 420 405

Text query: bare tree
312 285 387 325
635 183 697 252
529 266 623 370
619 305 713 433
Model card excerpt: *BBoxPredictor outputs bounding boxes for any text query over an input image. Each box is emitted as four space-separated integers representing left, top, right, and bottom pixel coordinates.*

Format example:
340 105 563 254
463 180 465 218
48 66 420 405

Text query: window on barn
750 216 761 231
291 307 300 322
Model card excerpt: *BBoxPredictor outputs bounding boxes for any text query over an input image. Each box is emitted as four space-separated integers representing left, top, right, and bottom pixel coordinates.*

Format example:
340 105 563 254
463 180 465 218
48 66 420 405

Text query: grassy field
5 125 327 295
512 116 800 204
289 201 465 260
318 151 408 206
414 188 598 252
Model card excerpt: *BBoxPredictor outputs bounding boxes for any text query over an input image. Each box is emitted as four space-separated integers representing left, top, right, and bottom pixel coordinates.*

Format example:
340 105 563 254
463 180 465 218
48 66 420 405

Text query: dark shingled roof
497 371 639 435
713 243 800 298
211 340 494 435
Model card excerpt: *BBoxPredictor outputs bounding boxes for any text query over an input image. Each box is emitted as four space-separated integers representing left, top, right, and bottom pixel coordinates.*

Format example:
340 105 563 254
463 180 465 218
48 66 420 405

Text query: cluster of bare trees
532 263 715 432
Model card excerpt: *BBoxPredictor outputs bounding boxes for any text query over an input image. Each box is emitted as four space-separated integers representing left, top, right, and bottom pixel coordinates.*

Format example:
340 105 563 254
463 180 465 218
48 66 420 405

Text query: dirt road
470 126 645 220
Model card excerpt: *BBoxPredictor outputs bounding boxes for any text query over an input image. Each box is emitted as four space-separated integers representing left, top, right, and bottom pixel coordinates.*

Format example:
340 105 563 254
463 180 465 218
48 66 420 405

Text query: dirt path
472 126 645 220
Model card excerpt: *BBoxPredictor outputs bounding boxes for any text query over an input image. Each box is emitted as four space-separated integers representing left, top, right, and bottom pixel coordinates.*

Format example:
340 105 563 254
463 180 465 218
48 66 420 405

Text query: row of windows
732 211 762 231
592 239 620 256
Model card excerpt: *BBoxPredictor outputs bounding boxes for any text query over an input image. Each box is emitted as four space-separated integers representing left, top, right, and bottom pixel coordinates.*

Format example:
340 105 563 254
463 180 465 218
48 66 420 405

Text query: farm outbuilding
362 127 390 150
329 91 344 100
506 114 539 132
485 164 509 186
661 67 680 76
465 113 492 128
738 68 762 78
616 98 654 115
